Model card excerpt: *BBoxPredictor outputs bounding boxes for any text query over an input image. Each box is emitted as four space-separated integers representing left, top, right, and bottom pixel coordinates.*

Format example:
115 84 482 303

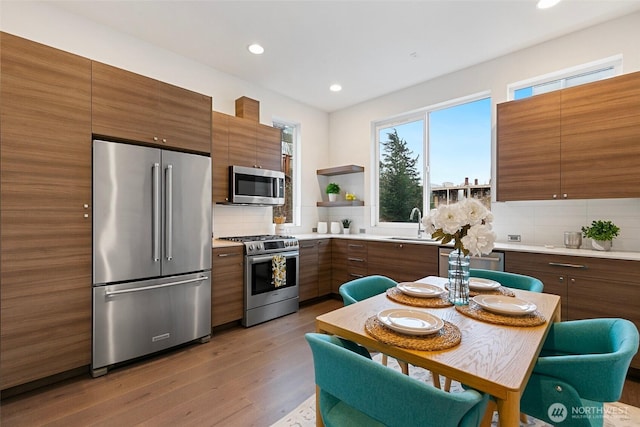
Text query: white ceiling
49 0 640 112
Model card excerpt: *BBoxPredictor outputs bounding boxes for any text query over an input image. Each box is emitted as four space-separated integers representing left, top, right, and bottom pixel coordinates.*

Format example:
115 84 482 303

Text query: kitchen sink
388 236 436 242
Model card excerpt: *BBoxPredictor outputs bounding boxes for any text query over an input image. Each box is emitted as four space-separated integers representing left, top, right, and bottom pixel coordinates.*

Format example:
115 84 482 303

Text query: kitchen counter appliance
219 235 299 326
438 247 504 277
91 140 212 377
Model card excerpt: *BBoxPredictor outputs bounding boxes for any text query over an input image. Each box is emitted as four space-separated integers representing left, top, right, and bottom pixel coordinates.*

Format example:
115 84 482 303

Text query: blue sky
379 97 491 187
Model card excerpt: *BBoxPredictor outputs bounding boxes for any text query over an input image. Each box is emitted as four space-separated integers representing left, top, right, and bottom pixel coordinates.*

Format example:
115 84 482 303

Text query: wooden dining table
315 276 561 427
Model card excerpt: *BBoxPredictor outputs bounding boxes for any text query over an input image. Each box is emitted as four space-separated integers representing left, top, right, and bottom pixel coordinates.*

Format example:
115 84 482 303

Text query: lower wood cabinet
331 239 368 293
211 246 244 327
367 241 438 282
299 239 332 302
506 251 640 369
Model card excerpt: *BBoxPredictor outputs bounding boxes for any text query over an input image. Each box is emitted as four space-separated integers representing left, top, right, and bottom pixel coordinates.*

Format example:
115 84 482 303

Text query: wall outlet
312 227 317 232
507 234 521 242
359 228 366 234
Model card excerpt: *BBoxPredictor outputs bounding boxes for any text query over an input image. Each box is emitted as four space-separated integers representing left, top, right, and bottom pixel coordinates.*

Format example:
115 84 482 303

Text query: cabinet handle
349 273 364 278
552 194 557 199
301 244 316 248
570 278 576 284
217 253 240 257
162 138 167 143
348 257 365 262
563 193 568 199
153 136 159 141
559 276 564 282
348 244 364 248
548 262 586 269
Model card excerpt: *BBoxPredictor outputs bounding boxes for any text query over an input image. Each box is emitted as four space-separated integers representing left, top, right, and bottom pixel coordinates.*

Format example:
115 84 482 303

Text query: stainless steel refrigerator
91 139 212 377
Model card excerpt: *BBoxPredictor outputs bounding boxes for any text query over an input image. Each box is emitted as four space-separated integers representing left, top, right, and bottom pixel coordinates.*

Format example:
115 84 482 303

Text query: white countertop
293 233 640 261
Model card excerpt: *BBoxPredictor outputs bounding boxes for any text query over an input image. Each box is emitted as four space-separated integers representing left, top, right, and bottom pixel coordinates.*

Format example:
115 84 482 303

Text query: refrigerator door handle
165 164 173 261
152 163 161 262
105 276 209 296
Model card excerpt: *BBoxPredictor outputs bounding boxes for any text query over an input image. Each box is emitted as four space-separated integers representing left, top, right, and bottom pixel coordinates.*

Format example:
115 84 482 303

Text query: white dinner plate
468 277 501 291
397 282 446 298
472 295 537 316
377 309 444 336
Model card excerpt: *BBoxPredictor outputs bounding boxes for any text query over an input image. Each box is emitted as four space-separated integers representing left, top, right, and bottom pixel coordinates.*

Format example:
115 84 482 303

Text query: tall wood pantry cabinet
0 33 92 390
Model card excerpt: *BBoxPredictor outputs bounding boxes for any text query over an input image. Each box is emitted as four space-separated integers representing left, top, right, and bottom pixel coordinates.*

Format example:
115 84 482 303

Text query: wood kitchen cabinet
331 239 368 294
299 239 332 302
497 91 561 201
367 241 438 282
496 71 640 201
211 246 244 327
506 251 640 369
212 112 282 202
0 33 92 390
91 61 212 154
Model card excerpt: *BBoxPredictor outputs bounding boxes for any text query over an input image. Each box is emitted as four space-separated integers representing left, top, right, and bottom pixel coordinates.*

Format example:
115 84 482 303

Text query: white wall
328 11 640 251
0 1 329 237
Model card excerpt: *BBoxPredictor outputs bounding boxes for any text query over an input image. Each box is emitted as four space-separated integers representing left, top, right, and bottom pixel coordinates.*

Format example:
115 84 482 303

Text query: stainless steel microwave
229 165 285 205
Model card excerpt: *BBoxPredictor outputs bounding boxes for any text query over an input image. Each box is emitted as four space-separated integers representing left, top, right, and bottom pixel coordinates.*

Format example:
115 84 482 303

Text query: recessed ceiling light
329 84 342 92
248 44 264 55
537 0 561 9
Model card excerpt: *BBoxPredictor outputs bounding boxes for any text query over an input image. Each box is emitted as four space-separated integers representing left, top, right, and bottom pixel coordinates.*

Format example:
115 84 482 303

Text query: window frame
272 118 301 227
371 91 491 229
507 55 623 101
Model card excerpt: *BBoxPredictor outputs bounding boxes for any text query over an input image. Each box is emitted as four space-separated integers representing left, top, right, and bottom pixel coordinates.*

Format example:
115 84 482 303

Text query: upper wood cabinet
1 32 92 390
560 72 640 199
496 71 640 201
91 61 212 154
212 111 282 202
497 91 561 201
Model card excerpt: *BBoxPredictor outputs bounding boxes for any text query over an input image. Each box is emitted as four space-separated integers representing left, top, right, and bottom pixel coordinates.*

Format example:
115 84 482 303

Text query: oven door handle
247 252 299 264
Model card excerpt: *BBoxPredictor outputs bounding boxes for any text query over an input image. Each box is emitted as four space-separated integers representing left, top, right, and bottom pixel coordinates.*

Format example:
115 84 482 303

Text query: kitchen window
374 94 491 227
272 121 299 225
509 55 622 100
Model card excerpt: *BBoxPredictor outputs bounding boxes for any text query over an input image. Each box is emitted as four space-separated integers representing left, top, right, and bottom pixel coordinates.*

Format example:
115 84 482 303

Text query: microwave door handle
152 163 160 262
165 164 173 261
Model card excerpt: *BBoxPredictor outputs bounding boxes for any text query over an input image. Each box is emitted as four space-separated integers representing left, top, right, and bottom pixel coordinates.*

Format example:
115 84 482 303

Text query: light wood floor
1 297 639 426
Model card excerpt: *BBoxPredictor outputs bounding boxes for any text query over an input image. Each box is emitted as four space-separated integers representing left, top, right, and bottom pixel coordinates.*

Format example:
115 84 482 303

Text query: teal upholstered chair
469 269 544 292
305 333 490 427
519 318 639 427
338 275 410 374
339 274 398 306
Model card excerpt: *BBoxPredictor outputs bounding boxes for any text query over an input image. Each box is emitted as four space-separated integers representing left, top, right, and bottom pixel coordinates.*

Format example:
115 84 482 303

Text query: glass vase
448 249 470 305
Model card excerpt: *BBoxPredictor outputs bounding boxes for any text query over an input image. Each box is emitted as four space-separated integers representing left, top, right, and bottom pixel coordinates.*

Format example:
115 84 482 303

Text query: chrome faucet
410 207 424 238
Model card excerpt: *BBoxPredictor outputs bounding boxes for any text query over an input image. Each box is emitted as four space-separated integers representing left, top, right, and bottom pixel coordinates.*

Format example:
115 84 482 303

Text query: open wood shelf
317 201 364 207
316 165 364 176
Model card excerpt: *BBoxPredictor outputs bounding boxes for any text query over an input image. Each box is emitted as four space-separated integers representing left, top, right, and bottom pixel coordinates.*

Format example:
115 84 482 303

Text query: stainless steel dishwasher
438 247 504 277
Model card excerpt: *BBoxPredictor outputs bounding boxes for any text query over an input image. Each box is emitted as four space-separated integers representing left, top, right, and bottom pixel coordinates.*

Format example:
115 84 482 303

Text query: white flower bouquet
422 198 496 256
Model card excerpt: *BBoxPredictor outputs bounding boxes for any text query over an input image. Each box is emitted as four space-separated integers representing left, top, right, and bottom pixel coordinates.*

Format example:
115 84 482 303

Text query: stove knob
248 244 254 251
257 243 263 250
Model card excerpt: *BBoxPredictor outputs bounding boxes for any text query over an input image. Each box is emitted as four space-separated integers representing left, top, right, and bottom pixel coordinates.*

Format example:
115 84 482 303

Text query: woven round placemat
455 301 546 327
469 286 515 298
364 316 461 351
386 287 453 308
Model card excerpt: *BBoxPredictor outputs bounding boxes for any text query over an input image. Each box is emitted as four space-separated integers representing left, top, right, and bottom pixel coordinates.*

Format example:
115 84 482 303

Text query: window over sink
373 93 491 227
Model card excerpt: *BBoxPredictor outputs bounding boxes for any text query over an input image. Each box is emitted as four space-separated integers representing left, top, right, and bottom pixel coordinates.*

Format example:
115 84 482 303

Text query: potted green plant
341 218 352 234
581 220 620 251
326 182 340 202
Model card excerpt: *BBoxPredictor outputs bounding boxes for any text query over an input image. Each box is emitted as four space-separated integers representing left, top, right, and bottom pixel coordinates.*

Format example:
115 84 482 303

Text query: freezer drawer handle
105 276 209 297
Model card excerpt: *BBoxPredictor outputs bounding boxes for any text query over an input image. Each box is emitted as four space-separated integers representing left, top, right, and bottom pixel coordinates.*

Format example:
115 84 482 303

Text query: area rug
271 355 640 427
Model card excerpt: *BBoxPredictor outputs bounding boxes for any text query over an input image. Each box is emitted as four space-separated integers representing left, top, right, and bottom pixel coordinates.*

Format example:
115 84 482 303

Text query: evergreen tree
379 129 423 222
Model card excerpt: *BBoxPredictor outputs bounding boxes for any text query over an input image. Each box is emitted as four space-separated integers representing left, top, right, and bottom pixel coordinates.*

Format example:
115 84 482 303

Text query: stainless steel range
219 235 299 327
